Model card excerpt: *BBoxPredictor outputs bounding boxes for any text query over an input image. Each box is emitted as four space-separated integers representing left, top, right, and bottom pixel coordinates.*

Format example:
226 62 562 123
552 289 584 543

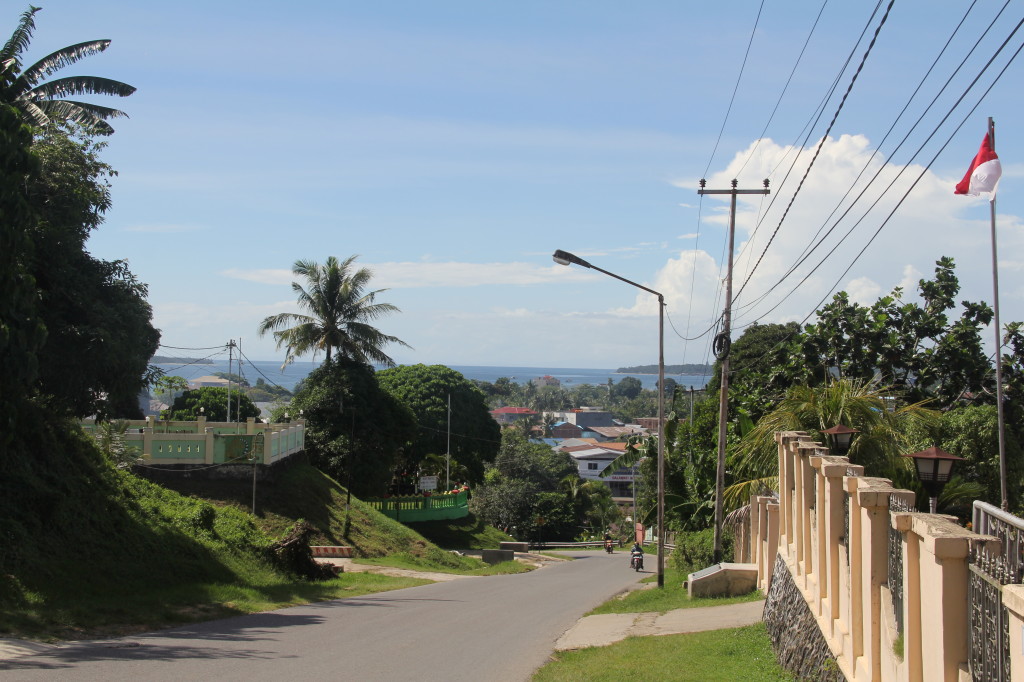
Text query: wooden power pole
698 178 770 562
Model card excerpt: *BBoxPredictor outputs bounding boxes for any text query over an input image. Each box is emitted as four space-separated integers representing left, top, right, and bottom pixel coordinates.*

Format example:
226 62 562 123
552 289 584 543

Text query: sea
152 359 712 393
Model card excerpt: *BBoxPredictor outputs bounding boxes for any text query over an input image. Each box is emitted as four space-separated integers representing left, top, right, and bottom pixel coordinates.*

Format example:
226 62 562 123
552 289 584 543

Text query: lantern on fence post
903 446 963 514
822 424 859 456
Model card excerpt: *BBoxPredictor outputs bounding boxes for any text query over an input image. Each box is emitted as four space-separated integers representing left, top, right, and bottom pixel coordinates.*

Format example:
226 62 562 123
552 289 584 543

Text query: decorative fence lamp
903 446 963 514
822 424 859 456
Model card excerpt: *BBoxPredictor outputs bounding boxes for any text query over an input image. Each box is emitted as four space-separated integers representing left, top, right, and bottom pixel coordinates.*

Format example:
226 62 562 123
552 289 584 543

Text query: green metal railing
366 490 470 522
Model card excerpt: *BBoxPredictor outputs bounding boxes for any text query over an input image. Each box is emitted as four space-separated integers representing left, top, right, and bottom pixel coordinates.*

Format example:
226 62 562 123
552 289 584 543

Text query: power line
700 0 767 179
733 0 996 321
733 0 896 302
733 10 1024 331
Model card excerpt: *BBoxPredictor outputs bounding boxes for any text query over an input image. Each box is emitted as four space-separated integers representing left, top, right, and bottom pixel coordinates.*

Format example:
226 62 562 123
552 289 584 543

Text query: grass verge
587 568 764 616
354 554 531 576
533 623 792 681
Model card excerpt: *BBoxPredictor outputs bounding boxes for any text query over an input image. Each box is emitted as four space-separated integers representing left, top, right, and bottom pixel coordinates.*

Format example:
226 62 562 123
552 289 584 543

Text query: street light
552 249 666 588
903 446 963 514
821 424 859 457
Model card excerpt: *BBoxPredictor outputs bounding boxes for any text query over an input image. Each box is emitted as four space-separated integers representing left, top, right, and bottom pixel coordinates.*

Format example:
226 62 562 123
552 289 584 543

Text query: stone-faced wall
764 554 846 681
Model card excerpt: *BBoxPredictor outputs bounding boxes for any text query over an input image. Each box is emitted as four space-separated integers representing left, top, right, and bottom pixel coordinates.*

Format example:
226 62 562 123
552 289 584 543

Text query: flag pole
988 116 1009 511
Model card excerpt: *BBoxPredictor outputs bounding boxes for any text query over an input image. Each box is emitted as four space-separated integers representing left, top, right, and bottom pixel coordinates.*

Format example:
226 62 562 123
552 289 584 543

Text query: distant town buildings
533 375 561 387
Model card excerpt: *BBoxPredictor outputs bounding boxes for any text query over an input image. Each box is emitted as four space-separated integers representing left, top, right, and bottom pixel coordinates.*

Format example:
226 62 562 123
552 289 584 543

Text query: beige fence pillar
813 455 849 636
910 514 990 682
777 432 806 557
852 479 900 682
795 442 823 591
204 428 215 464
1003 585 1024 682
765 501 779 590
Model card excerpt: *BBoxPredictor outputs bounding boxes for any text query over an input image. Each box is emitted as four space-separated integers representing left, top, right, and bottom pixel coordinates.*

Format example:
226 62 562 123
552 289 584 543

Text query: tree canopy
258 255 410 368
288 358 416 498
28 124 159 418
166 387 260 422
1 6 135 134
376 364 500 484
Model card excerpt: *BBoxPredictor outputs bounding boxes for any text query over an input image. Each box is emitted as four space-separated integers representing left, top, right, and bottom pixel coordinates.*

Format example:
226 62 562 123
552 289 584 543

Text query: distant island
616 363 712 375
151 356 213 364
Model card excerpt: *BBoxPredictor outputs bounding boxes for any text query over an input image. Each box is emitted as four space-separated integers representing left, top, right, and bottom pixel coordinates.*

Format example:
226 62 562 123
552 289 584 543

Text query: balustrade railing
969 501 1023 682
888 495 911 635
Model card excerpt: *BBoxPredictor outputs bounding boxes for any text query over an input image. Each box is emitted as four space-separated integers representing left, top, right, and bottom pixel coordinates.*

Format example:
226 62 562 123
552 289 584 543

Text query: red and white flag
955 132 1001 198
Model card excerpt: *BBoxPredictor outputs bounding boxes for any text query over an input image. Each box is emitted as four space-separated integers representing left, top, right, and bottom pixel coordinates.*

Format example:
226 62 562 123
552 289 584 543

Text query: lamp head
552 249 591 268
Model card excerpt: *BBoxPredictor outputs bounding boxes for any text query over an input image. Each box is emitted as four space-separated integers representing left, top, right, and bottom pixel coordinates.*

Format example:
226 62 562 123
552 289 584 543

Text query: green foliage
472 430 600 542
167 386 261 422
905 404 1023 512
289 358 416 498
706 322 806 423
94 419 141 469
1 6 135 134
0 406 276 632
727 378 939 509
671 527 734 576
377 364 500 484
0 102 44 447
258 255 410 367
800 258 994 408
406 512 513 550
153 375 189 404
28 125 159 419
534 623 789 682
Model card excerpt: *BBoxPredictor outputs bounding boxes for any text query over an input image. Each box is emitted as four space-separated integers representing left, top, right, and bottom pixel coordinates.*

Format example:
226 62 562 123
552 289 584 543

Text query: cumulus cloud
646 134 1024 336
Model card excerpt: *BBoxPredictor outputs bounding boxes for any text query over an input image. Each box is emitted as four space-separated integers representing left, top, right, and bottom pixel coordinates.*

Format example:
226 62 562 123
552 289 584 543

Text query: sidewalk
554 599 766 651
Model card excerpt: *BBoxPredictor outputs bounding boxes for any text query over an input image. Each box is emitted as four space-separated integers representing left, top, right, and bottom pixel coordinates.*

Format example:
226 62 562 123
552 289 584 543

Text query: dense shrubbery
671 527 734 576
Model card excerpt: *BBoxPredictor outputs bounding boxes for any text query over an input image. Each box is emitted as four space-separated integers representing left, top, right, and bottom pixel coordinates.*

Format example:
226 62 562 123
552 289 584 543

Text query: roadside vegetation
587 568 763 616
533 623 792 682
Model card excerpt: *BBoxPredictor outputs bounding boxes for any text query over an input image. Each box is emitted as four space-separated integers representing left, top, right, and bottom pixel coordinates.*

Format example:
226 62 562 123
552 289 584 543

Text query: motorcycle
630 550 644 571
604 539 614 553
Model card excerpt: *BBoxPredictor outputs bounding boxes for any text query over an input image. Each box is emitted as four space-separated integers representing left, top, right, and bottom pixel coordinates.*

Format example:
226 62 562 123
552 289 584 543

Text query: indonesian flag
955 133 1001 197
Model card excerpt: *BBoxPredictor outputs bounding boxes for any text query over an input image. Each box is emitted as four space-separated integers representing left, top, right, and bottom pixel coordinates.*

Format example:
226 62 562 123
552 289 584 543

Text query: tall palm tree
258 255 411 368
1 6 135 134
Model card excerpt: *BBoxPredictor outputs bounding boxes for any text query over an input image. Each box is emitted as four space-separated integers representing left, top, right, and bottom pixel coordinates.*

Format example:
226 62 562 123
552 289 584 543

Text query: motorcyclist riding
604 532 613 553
629 542 644 571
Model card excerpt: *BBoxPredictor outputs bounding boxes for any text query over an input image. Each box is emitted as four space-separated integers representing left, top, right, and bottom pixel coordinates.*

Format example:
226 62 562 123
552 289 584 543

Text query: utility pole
445 393 452 489
698 178 770 563
227 340 235 423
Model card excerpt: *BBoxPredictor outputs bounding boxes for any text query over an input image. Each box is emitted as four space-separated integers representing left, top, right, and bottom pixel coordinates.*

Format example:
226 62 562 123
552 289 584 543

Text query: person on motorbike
629 542 644 570
603 532 613 553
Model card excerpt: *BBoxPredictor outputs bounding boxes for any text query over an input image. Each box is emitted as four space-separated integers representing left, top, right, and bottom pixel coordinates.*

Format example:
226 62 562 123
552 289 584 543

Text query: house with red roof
489 406 538 425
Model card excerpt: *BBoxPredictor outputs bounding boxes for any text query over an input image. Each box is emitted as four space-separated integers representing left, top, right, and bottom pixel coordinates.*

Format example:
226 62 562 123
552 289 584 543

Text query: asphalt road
0 551 648 681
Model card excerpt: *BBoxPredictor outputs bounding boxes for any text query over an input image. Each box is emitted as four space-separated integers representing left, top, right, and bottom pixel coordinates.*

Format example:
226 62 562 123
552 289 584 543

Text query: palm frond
723 476 779 511
19 40 116 86
1 6 39 67
16 98 48 127
21 75 135 100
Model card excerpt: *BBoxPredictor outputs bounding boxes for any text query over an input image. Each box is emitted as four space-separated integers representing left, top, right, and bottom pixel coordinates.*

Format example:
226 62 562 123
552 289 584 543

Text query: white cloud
653 134 1024 343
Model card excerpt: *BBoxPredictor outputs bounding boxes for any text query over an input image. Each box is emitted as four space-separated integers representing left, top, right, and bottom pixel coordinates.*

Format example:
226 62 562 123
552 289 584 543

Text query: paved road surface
0 551 646 681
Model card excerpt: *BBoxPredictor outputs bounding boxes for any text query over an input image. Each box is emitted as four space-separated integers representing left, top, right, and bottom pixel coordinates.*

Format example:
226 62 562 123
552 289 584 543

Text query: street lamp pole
552 249 666 588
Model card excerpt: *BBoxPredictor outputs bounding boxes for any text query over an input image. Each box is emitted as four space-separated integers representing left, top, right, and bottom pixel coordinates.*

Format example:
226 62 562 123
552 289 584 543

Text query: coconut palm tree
258 255 411 368
1 6 135 134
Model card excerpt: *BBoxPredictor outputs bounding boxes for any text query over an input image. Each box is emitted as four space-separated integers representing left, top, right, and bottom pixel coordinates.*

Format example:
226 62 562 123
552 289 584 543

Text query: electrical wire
701 0 767 179
732 0 996 321
733 10 1024 331
726 32 1024 377
733 0 896 303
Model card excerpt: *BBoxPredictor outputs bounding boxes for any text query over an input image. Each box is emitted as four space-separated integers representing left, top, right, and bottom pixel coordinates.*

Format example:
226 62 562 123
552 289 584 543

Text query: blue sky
22 1 1024 369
